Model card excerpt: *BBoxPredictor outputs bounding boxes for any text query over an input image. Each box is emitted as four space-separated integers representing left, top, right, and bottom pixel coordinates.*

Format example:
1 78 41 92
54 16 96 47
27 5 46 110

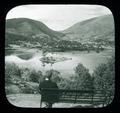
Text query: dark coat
39 80 59 103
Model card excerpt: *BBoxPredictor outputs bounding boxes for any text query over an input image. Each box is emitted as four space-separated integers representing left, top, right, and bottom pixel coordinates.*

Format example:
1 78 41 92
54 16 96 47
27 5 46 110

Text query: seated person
39 72 59 108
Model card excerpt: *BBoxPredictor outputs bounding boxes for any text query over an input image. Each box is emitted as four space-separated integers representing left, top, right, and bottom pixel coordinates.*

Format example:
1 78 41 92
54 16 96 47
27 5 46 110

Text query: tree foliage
93 56 115 103
74 63 94 90
45 69 61 83
58 77 71 89
5 63 21 85
29 70 43 83
93 56 115 90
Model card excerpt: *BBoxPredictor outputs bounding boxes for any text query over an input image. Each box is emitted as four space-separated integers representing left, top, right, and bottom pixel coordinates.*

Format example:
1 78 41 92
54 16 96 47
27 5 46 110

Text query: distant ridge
6 18 65 39
62 14 114 43
5 14 115 49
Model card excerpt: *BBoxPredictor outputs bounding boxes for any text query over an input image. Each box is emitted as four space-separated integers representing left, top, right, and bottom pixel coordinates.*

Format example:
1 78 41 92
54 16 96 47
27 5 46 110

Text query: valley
5 13 115 108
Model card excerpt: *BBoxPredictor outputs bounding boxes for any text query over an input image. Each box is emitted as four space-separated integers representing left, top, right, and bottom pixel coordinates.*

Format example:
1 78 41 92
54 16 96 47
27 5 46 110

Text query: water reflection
5 50 111 77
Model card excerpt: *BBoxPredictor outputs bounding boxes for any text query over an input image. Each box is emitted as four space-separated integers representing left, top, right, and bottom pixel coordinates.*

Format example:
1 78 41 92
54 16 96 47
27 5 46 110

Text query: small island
40 56 72 66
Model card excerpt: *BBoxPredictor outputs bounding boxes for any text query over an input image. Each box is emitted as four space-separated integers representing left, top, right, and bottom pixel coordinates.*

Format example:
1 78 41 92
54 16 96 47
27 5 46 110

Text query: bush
58 77 71 89
21 85 35 94
5 85 21 94
20 68 31 81
29 70 43 83
5 63 21 85
45 69 61 83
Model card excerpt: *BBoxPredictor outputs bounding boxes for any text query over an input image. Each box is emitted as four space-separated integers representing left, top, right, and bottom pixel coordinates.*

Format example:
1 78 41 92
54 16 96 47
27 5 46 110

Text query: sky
6 5 112 31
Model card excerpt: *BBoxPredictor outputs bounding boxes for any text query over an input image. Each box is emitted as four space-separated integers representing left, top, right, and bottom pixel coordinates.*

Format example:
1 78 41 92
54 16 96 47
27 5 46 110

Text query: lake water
5 48 114 78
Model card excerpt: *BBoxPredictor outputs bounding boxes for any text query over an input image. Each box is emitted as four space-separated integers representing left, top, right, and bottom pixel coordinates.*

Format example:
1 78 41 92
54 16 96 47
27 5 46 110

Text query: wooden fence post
40 95 42 108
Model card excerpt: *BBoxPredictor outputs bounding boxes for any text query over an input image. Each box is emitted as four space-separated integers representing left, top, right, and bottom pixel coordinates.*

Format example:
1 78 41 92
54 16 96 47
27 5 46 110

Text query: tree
74 63 94 90
45 69 61 83
5 63 22 94
58 77 71 89
5 63 21 85
93 56 115 104
93 56 115 91
29 70 43 83
93 63 107 90
21 68 30 81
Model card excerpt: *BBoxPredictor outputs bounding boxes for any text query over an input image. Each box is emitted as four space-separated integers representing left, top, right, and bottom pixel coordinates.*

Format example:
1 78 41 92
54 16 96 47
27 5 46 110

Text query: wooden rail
40 88 113 108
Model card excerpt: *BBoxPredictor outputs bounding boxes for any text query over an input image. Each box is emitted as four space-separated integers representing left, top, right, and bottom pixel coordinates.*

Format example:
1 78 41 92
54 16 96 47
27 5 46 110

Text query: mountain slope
5 15 115 52
5 18 84 52
6 18 65 39
62 14 115 43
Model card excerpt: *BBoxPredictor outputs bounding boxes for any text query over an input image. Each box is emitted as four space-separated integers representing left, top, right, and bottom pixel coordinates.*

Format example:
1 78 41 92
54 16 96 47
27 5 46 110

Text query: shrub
45 69 61 83
5 85 21 94
58 77 71 89
29 70 43 83
5 63 21 85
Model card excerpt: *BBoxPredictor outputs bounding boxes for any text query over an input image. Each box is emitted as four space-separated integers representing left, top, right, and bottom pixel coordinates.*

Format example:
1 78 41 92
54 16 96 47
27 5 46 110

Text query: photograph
5 4 115 108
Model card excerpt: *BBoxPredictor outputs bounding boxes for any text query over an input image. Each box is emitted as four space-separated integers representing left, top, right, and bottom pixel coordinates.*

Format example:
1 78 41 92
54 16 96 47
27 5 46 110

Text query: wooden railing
40 88 113 108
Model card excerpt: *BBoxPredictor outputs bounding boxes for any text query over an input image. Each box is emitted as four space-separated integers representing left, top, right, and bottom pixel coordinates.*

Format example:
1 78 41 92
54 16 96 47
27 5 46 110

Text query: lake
5 48 114 78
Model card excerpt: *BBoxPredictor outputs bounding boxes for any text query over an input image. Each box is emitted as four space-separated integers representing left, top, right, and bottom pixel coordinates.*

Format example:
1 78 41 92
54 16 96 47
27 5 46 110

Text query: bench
40 88 113 108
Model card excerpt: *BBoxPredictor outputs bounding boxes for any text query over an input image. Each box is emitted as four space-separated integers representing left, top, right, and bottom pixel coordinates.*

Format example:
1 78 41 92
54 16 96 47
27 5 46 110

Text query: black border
0 0 120 113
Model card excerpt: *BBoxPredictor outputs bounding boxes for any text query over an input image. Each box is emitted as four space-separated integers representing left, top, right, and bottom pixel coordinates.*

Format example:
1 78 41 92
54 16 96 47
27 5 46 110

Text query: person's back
40 80 58 89
39 73 59 108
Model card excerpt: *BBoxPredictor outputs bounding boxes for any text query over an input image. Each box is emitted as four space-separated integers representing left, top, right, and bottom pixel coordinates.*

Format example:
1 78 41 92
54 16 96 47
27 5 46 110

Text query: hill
5 18 84 52
6 18 65 39
5 15 115 52
62 14 115 46
5 18 66 49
